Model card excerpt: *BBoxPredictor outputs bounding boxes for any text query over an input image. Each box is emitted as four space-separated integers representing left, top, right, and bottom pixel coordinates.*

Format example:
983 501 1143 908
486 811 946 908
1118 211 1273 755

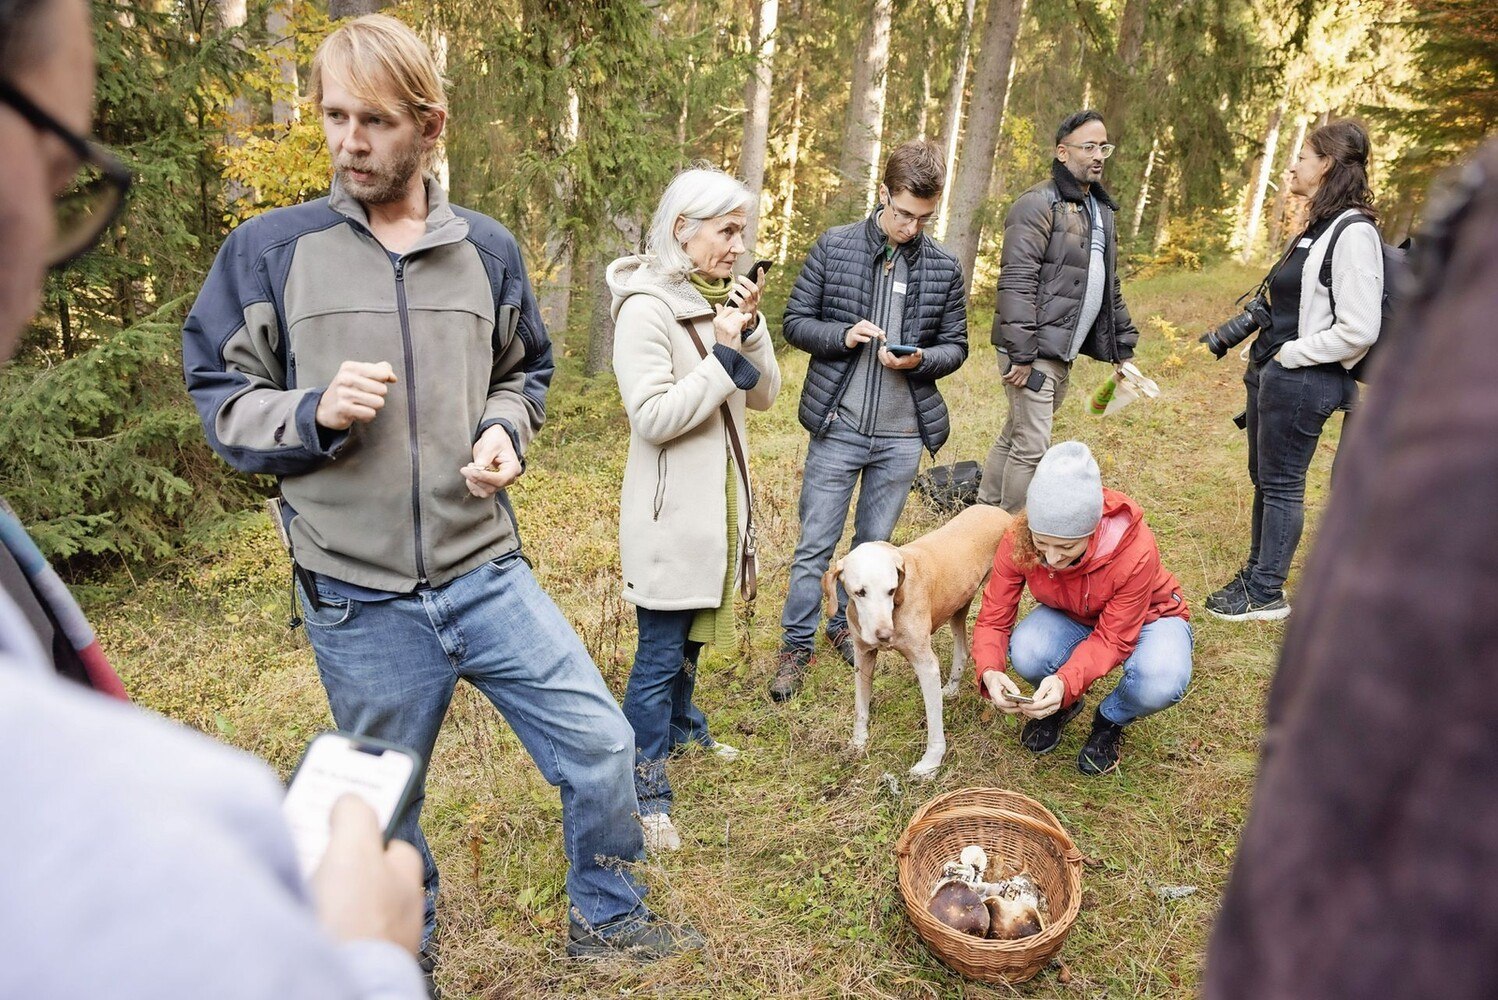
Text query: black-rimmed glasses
0 79 131 268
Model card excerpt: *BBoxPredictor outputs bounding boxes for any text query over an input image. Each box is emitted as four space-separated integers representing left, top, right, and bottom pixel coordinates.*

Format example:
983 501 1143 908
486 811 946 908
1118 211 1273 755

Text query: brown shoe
768 648 811 702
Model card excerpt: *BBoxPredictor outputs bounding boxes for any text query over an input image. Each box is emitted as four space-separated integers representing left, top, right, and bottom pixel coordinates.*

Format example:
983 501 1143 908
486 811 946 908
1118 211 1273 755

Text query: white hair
644 168 755 279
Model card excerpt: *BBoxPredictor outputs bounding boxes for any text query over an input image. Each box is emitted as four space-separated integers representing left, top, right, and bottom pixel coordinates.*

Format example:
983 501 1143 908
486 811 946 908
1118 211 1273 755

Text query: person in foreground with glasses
767 139 970 702
978 109 1141 513
0 0 428 997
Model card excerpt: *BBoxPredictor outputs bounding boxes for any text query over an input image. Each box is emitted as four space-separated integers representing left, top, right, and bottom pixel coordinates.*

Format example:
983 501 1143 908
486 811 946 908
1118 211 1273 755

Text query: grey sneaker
1204 567 1252 614
825 625 856 666
768 648 811 702
1207 589 1291 622
566 916 706 961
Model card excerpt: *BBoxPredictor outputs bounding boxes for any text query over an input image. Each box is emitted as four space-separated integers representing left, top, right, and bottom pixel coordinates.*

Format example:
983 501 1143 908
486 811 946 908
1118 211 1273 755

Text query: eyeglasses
887 204 937 228
0 79 132 269
1060 142 1116 159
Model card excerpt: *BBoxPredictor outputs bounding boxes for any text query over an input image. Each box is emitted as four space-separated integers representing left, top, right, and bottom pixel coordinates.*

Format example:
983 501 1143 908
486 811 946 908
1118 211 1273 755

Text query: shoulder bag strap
677 318 758 600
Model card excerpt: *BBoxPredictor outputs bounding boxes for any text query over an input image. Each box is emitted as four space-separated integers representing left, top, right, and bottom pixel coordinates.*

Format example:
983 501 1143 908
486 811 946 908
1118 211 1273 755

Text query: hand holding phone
883 342 920 357
727 258 773 312
283 731 423 880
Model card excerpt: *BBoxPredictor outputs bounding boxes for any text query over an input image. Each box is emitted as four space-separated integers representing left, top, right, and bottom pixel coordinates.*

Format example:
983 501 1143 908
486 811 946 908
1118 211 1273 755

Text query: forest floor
87 260 1345 999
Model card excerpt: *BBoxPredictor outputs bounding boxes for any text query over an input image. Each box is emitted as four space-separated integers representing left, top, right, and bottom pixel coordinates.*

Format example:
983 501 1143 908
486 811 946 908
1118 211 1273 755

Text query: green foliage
0 300 265 566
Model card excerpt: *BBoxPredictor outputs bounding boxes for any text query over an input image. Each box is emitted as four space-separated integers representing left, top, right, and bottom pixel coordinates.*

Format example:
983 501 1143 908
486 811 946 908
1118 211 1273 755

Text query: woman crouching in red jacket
973 442 1192 775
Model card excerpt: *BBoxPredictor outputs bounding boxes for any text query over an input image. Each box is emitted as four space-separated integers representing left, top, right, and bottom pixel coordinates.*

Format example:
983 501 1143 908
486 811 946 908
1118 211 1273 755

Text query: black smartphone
1005 360 1047 393
728 259 774 308
283 731 423 879
884 342 920 357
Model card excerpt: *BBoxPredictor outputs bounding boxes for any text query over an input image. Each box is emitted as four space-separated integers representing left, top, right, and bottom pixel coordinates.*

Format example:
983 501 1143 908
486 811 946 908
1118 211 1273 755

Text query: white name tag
1296 238 1313 249
893 281 908 295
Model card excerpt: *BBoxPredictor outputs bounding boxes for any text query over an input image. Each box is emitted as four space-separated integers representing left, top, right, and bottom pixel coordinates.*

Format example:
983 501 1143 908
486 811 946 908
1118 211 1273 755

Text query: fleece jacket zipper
393 257 429 586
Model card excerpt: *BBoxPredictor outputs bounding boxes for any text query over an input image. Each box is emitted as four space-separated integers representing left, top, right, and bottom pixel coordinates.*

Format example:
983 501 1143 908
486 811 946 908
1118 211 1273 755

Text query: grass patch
89 260 1341 997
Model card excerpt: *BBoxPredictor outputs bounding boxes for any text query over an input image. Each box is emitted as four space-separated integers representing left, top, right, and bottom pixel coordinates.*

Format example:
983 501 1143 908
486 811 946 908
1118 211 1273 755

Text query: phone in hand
728 258 774 309
884 342 920 357
1004 691 1036 704
282 731 423 879
1005 360 1048 393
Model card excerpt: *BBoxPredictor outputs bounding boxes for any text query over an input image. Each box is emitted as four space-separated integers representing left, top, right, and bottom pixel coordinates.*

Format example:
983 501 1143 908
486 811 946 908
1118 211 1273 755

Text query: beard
335 134 425 206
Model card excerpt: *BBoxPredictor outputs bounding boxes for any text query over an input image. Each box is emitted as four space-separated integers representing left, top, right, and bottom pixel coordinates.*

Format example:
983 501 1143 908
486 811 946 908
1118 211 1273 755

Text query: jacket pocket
653 447 668 521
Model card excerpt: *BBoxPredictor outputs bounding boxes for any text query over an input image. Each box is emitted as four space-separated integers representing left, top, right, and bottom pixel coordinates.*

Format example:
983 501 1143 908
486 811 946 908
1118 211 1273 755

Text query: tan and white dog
823 503 1014 778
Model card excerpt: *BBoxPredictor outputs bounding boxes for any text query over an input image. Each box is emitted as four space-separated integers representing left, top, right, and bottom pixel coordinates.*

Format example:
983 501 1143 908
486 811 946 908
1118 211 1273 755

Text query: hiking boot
825 624 857 666
1077 708 1126 776
566 916 706 961
1207 588 1291 622
417 947 441 1000
640 813 682 853
768 648 811 702
1204 567 1252 614
1019 698 1086 754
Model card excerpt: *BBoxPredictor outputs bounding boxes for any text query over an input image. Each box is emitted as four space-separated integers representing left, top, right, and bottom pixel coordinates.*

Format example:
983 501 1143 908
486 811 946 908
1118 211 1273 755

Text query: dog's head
824 541 904 649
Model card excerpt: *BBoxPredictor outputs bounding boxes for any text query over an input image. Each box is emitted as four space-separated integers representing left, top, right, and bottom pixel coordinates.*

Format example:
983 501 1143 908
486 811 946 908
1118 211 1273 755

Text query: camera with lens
1199 293 1272 359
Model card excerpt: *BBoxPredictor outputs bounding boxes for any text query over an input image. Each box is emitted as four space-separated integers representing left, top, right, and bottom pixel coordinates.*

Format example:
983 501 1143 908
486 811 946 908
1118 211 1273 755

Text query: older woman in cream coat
608 169 781 852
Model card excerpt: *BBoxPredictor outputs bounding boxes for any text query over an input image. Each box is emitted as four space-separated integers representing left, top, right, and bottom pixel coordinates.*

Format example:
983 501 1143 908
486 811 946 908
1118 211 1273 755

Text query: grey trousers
978 355 1072 512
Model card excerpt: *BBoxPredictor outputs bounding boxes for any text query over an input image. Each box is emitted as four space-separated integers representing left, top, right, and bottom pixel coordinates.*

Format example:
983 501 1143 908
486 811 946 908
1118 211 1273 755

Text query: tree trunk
539 87 580 347
777 64 806 264
1152 164 1175 252
585 217 642 378
267 1 299 126
834 0 893 212
739 0 779 255
1267 115 1308 250
428 24 450 191
1099 0 1149 150
936 0 976 241
1131 134 1159 240
917 56 931 140
328 0 389 16
1238 97 1287 262
215 0 253 205
944 0 1029 295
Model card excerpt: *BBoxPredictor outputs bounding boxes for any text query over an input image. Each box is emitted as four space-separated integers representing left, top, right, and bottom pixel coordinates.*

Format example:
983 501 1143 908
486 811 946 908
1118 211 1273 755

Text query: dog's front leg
943 602 973 699
850 645 876 752
910 647 947 779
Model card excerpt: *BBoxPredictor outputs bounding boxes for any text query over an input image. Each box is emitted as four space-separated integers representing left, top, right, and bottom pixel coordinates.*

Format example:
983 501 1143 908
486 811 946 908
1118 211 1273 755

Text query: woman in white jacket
607 169 782 851
1207 120 1384 622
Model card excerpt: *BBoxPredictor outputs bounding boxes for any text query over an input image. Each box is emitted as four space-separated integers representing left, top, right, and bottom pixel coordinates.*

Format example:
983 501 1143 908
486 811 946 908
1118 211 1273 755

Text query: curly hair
1306 119 1379 225
1006 512 1043 572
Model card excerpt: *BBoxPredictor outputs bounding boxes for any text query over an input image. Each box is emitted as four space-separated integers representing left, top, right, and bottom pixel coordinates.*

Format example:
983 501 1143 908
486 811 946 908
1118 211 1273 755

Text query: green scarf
687 468 738 648
689 273 734 306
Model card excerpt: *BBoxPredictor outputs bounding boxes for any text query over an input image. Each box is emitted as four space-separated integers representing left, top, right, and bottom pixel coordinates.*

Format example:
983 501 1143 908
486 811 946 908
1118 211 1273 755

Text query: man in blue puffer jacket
768 139 969 702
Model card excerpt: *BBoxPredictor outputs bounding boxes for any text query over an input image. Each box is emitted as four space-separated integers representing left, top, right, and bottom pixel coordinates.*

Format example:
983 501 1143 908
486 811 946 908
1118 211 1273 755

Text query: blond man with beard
184 15 700 964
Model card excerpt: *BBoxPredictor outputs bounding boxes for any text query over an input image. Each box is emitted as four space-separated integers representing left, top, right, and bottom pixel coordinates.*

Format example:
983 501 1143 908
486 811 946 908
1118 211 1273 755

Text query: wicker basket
896 787 1084 984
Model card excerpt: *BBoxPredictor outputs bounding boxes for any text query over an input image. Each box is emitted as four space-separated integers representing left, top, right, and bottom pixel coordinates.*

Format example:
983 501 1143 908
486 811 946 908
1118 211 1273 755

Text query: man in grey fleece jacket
183 15 697 963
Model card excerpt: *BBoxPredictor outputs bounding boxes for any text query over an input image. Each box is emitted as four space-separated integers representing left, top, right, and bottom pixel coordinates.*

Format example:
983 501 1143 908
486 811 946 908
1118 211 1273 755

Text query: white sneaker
640 813 682 852
709 741 741 761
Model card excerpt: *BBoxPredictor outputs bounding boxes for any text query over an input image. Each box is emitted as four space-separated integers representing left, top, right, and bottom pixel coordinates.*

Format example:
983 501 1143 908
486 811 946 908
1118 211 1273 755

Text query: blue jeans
621 607 714 816
1008 605 1193 725
298 554 649 942
781 421 925 651
1244 359 1355 600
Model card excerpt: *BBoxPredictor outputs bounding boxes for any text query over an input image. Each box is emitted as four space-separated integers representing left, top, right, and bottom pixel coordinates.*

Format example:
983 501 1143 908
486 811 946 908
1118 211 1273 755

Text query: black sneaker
768 648 811 702
1077 708 1126 776
566 916 706 961
1019 698 1086 754
1204 567 1252 614
825 625 856 666
1207 588 1291 622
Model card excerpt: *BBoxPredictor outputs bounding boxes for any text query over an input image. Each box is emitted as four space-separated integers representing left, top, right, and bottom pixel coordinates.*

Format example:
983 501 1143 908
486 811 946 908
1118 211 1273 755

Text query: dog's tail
821 560 842 620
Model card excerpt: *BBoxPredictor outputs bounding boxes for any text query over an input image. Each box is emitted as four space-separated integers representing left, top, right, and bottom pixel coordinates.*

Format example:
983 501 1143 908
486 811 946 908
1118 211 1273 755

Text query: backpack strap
1318 212 1377 320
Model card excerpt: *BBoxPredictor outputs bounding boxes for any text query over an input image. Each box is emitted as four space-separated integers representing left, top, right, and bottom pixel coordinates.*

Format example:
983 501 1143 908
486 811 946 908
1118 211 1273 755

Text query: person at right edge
1206 139 1498 999
1203 120 1384 622
978 109 1140 512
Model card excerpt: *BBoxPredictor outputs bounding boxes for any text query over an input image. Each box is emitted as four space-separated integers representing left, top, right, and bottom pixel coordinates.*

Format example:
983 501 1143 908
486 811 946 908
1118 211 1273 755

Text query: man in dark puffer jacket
768 140 969 702
978 109 1141 512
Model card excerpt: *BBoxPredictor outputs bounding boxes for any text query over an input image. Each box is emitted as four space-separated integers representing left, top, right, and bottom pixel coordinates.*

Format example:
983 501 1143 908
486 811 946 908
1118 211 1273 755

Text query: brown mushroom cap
984 893 1045 940
929 879 990 937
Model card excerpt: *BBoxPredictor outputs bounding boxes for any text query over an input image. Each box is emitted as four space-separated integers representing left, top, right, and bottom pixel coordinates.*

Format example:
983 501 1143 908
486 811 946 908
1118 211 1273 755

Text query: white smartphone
282 731 423 880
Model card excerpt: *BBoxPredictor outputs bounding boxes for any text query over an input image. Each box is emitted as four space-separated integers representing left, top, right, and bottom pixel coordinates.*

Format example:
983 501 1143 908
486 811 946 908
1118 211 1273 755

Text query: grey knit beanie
1026 441 1104 539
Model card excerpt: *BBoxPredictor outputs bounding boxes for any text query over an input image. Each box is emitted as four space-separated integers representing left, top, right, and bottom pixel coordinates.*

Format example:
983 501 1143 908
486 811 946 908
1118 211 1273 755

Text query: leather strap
678 317 758 601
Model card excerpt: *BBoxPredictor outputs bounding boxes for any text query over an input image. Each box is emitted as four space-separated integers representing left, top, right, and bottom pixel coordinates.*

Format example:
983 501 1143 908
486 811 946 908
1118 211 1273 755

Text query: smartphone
1005 359 1047 393
282 731 423 880
1005 691 1036 704
884 342 920 357
728 258 774 308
